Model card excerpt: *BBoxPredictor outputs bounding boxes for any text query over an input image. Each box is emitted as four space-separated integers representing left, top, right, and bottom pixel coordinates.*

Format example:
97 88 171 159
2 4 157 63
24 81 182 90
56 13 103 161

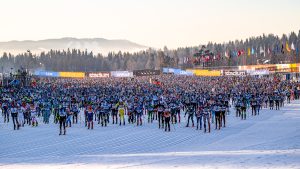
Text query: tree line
1 30 300 73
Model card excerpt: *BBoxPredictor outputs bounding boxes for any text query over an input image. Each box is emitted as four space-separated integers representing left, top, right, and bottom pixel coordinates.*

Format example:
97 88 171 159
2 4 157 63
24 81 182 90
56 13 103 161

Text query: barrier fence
32 63 300 78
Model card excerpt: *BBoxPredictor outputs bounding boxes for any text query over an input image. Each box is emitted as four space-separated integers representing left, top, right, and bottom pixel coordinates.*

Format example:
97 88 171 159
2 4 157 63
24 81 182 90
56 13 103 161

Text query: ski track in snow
0 101 300 169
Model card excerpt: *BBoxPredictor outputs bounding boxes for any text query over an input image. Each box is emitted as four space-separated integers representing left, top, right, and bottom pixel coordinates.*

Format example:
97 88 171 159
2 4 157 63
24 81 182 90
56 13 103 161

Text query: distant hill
0 37 148 55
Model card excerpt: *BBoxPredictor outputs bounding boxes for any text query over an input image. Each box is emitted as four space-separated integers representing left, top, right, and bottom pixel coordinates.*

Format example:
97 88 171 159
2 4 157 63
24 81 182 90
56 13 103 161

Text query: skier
53 101 60 124
220 102 226 127
203 104 211 133
146 101 154 123
66 107 73 127
2 102 9 123
72 104 79 124
157 100 165 128
185 101 195 127
11 104 19 130
164 106 171 132
117 100 126 126
111 101 118 124
241 98 247 120
215 102 221 130
275 93 280 110
269 94 274 110
86 106 94 129
286 90 291 103
101 100 110 127
195 104 203 130
30 103 38 127
58 107 67 135
176 101 181 123
42 103 51 124
136 101 143 126
250 95 257 116
127 101 135 124
18 104 25 127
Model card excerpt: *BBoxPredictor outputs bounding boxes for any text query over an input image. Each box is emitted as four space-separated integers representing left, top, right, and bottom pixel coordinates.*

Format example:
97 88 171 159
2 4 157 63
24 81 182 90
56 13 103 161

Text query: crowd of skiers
0 75 299 135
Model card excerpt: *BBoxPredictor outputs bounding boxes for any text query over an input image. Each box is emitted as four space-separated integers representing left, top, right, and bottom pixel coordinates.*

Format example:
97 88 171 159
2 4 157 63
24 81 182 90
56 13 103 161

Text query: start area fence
32 63 300 78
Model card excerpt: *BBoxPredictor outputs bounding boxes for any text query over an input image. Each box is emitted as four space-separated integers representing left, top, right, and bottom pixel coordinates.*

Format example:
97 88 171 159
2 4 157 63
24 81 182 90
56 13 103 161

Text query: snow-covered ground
1 101 300 169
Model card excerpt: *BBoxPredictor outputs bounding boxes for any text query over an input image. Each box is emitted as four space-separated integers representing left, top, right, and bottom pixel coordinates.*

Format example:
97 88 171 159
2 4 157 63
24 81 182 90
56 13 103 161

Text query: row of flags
225 42 298 58
186 42 300 64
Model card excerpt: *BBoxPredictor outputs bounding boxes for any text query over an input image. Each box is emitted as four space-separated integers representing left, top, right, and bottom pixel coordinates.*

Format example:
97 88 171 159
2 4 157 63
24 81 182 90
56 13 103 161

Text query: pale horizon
0 0 300 49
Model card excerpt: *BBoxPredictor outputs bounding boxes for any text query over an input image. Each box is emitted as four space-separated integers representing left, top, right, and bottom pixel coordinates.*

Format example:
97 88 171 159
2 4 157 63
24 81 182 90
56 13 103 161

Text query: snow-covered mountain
0 38 148 55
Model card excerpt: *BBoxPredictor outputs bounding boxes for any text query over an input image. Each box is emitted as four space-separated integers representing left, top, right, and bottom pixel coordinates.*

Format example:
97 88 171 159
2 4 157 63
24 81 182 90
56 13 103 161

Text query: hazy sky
0 0 300 49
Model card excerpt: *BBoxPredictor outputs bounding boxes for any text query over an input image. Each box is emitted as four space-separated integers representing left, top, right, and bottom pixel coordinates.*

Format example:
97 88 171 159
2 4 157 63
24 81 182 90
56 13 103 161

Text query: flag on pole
260 46 265 57
267 47 271 55
251 47 255 55
281 44 285 54
238 50 242 57
275 44 280 53
291 43 295 50
286 42 291 53
247 48 251 56
234 51 238 57
225 50 229 58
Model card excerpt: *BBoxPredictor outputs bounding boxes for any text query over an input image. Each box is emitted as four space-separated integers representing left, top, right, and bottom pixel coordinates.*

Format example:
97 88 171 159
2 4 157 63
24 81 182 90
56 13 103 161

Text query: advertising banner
168 68 175 73
133 69 161 76
88 72 110 78
222 70 247 76
174 69 194 76
246 70 270 76
34 71 59 77
163 68 169 73
111 71 133 77
59 72 85 78
239 63 300 73
194 70 221 76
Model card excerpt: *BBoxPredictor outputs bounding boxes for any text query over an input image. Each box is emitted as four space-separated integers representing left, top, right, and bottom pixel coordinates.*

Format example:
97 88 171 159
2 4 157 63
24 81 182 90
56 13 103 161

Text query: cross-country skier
59 107 67 135
164 106 171 132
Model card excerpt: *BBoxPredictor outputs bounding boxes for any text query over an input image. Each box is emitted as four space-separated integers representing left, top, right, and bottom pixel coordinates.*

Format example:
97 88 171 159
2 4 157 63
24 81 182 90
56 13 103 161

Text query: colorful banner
222 70 247 76
111 71 133 77
246 70 270 76
239 63 300 73
59 72 85 78
163 68 169 73
193 70 221 76
88 72 110 78
174 69 194 76
133 69 161 76
162 68 182 74
34 71 59 77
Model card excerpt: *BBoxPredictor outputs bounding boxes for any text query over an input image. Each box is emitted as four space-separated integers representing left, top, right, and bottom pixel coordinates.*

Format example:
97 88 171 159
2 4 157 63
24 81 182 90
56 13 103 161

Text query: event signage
34 71 59 77
88 72 110 78
247 70 270 76
173 69 194 76
111 71 133 77
255 66 277 72
59 72 85 78
162 68 176 73
133 69 161 76
193 70 221 76
222 70 247 76
163 68 169 73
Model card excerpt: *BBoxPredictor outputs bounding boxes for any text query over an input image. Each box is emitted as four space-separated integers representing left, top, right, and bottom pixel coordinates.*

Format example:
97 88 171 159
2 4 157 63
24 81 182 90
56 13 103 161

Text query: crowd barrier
33 63 300 78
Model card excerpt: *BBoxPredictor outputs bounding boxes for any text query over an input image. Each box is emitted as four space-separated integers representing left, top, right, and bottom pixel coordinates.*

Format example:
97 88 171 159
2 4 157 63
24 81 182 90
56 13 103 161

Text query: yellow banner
59 72 85 78
194 70 221 76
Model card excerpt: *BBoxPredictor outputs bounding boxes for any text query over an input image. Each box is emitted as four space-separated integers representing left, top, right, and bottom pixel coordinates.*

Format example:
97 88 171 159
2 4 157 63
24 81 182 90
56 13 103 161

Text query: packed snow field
1 101 300 169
